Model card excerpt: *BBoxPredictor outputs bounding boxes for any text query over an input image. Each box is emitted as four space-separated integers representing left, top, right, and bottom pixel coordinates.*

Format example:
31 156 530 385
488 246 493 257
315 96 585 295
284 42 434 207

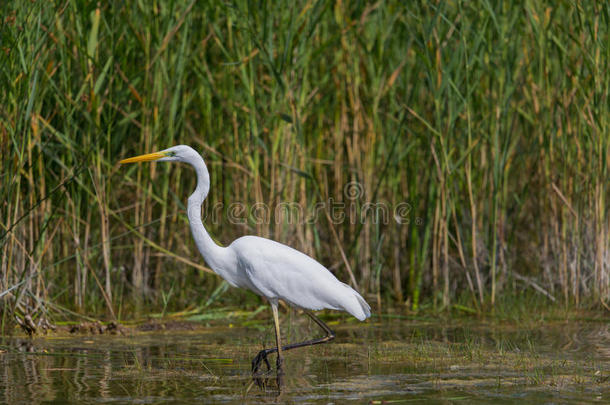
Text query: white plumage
231 236 370 321
120 144 370 372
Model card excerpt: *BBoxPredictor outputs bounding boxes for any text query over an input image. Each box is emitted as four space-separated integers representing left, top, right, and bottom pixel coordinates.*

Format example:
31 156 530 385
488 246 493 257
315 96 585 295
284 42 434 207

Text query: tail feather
355 291 371 319
341 282 371 321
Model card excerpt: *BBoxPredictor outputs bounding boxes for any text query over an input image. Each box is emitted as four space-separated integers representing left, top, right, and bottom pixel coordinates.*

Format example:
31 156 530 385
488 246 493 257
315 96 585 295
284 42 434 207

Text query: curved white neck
186 156 232 275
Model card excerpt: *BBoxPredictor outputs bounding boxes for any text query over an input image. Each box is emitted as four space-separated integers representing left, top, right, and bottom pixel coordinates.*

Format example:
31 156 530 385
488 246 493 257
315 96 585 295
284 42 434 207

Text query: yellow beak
119 152 166 164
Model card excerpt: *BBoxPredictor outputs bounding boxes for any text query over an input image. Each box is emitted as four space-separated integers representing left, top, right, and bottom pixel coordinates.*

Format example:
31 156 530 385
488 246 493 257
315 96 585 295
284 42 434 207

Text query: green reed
0 1 608 325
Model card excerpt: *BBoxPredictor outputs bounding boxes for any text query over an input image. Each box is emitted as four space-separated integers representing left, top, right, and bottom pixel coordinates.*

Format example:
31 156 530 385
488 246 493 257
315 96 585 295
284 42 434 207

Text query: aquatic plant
1 1 608 324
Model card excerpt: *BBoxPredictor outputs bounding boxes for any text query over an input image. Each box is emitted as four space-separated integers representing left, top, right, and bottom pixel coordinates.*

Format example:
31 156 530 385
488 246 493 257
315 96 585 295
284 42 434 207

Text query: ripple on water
0 321 608 404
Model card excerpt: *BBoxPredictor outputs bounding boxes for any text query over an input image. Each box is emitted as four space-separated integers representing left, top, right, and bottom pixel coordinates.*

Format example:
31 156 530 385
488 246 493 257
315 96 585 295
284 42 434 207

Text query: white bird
120 145 371 373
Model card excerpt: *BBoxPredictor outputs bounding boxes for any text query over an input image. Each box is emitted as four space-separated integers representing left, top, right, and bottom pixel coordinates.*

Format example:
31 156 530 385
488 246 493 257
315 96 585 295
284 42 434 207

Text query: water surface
1 319 608 403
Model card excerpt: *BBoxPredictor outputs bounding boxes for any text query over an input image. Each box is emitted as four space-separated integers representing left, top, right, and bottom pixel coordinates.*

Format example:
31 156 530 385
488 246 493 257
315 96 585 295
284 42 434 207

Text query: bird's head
120 145 201 164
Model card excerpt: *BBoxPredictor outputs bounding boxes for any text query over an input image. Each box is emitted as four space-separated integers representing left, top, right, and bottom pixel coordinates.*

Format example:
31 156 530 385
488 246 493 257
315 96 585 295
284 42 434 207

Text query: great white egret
120 145 371 373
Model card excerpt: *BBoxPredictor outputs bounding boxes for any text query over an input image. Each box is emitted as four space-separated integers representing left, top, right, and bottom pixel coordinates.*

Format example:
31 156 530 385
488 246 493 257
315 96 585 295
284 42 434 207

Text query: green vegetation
1 1 609 326
1 322 607 402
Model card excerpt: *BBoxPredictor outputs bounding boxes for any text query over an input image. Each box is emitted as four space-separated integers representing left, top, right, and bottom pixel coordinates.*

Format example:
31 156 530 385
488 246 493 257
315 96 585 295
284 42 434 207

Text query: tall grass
1 1 608 325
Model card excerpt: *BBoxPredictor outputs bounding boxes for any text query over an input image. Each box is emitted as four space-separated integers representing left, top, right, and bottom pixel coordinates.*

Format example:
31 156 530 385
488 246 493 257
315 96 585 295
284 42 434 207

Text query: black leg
251 309 335 374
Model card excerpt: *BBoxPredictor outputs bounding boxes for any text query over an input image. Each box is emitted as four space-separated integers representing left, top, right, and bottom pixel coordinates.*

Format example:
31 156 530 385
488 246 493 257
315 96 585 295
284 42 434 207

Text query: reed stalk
0 1 608 323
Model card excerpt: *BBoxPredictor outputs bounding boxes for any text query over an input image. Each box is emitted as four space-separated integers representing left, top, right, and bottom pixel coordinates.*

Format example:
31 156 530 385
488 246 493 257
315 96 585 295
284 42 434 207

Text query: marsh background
1 0 609 327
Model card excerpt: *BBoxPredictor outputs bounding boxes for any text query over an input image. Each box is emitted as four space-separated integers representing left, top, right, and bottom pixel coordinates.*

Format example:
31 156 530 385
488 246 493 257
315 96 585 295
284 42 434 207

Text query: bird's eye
166 151 176 157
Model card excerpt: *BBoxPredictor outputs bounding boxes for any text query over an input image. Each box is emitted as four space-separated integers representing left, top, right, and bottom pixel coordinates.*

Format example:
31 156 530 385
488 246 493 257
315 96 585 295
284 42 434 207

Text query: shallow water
1 319 608 403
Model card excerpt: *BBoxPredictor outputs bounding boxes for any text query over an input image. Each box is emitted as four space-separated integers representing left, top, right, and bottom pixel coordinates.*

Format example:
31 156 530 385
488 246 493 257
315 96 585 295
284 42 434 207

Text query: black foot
251 363 285 394
251 349 272 374
252 371 284 393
